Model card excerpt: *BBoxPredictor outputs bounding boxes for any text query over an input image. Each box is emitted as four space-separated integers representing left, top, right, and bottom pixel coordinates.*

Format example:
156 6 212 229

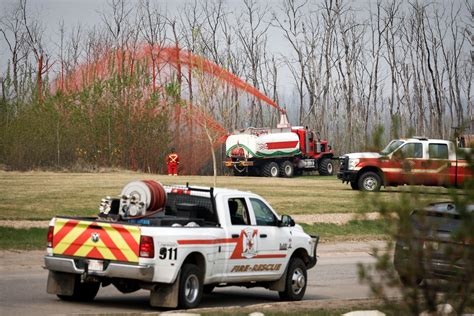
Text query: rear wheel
178 264 203 309
57 275 100 302
278 258 307 301
358 171 382 192
318 158 334 176
399 274 423 287
263 162 280 177
280 161 294 178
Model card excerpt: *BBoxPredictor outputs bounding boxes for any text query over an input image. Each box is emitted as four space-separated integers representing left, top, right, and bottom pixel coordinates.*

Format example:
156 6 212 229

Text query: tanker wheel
318 158 334 176
280 161 294 178
263 162 280 177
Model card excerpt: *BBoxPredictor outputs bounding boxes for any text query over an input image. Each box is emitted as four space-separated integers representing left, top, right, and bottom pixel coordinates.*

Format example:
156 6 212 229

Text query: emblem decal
91 232 100 243
242 228 257 258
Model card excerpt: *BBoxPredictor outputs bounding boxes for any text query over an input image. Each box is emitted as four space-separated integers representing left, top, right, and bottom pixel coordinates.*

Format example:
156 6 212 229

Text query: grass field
0 227 47 250
0 171 454 220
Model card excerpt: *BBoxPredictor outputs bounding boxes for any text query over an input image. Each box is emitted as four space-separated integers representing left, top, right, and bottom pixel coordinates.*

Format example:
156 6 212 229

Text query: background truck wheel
57 275 100 302
263 162 280 177
318 158 334 176
178 264 203 309
278 258 307 301
280 161 294 178
350 181 359 190
358 171 382 192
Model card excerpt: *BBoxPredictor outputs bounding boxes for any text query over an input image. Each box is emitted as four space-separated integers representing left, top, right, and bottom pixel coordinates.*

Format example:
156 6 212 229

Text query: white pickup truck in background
44 181 319 309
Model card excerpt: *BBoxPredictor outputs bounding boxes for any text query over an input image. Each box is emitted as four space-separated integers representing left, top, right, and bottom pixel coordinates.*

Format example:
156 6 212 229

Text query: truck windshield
380 140 404 155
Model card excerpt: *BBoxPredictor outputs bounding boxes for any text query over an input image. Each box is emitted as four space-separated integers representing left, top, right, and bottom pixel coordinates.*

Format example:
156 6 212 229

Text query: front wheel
278 258 307 301
318 158 334 176
178 264 203 309
358 171 382 192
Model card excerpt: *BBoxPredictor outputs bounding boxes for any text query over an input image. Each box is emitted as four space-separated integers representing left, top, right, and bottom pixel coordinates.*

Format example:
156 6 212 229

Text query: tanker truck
224 115 334 177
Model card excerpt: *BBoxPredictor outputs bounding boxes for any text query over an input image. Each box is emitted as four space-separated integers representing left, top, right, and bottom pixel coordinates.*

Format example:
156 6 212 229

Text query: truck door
425 143 451 185
247 197 290 274
224 197 257 278
223 197 287 279
392 142 424 185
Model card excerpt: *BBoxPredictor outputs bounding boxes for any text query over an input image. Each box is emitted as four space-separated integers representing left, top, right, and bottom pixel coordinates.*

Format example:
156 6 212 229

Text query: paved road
0 241 384 315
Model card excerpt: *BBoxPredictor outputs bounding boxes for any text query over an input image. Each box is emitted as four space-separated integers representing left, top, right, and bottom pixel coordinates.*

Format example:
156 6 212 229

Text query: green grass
0 227 48 250
302 220 388 241
0 171 454 220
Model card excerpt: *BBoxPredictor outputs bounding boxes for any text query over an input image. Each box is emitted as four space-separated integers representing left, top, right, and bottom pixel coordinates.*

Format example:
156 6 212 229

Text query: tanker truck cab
44 182 319 309
338 137 472 191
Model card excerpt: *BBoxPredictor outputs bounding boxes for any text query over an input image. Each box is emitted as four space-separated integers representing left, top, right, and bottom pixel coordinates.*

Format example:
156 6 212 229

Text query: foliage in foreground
357 153 474 315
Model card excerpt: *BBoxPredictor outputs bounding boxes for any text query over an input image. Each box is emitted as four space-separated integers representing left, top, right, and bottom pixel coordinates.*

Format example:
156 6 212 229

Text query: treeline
0 0 472 172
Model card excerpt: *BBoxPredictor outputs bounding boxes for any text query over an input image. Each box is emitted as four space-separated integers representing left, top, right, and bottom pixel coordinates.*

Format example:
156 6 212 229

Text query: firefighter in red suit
167 148 180 176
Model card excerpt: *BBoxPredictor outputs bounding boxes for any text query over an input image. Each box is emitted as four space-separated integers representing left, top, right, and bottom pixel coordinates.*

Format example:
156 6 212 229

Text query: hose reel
119 180 167 218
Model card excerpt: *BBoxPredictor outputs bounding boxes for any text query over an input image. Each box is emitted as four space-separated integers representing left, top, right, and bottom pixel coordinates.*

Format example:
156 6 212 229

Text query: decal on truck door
242 227 258 258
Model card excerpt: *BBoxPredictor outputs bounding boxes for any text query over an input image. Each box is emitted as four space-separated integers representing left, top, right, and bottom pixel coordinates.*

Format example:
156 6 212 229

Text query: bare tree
0 1 29 107
237 0 271 127
20 0 50 102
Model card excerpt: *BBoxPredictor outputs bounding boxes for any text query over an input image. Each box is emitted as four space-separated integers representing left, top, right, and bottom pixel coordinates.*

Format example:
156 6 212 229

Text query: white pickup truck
44 181 319 309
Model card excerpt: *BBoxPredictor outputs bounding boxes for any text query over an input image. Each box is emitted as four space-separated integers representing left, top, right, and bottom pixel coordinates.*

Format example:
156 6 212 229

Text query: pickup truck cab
44 182 318 309
337 137 472 192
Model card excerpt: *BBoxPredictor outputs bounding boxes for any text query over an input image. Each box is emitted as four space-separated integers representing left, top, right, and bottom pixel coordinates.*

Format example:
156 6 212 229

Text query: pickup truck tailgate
52 218 140 263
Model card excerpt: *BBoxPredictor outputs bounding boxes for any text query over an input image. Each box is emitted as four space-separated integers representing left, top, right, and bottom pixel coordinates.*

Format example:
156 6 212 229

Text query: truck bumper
307 235 320 269
337 170 358 183
44 256 154 281
225 160 254 167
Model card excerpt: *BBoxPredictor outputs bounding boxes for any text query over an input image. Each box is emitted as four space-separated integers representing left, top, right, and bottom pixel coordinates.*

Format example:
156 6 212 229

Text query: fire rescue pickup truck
44 180 318 309
338 137 472 192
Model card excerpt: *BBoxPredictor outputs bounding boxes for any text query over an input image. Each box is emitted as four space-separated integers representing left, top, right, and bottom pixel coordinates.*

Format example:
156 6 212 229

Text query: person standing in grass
166 148 180 176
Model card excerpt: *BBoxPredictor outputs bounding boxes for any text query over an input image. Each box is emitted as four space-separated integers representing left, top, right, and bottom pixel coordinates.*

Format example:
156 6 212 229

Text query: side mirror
280 215 295 227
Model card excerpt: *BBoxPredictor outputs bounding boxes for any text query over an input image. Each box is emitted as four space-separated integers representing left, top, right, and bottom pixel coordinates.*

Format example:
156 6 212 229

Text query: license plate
88 259 103 271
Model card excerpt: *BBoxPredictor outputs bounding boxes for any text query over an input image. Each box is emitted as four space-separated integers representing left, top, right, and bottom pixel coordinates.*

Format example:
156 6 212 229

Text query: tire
57 275 100 302
263 161 280 177
278 258 307 301
280 161 294 178
203 284 215 294
399 274 423 287
358 171 382 192
318 158 334 176
178 264 203 309
350 181 359 190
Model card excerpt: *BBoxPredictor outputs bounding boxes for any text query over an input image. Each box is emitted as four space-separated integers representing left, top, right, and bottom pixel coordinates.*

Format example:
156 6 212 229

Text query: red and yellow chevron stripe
52 218 140 263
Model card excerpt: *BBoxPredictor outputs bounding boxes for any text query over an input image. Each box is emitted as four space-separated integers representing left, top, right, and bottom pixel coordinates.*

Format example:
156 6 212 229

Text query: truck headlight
348 158 360 170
